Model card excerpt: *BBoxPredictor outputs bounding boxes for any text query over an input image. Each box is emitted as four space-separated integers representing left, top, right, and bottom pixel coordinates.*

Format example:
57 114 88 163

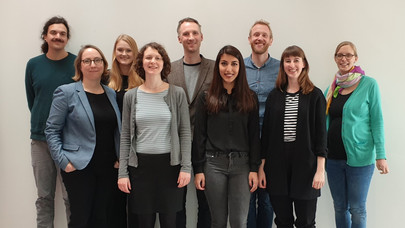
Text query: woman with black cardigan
259 45 327 228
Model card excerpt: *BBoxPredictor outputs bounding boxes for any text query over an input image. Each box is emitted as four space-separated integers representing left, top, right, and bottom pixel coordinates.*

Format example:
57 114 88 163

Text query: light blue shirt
244 54 280 130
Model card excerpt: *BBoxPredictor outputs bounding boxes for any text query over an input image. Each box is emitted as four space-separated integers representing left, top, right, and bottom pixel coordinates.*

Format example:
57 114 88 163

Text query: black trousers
176 187 211 228
270 195 317 228
61 165 117 228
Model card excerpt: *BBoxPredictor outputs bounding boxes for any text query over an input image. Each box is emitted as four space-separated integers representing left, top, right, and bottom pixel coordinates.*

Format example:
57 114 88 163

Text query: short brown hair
72 44 109 82
177 17 201 34
135 42 171 81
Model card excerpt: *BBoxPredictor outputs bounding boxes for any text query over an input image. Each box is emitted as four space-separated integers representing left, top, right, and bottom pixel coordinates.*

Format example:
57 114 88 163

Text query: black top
192 90 261 173
327 93 352 160
116 75 129 114
261 87 327 200
86 91 118 170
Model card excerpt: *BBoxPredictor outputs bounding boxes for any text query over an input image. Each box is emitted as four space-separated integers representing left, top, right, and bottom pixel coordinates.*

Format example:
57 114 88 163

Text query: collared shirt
244 54 280 130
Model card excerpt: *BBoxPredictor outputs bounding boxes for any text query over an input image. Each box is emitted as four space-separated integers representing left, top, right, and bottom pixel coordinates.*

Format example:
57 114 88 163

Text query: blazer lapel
172 60 190 103
76 82 96 131
192 58 209 103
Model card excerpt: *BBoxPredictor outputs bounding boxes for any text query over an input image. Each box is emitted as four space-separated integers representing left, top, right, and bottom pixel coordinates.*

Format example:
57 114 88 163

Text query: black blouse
85 91 118 169
192 90 261 173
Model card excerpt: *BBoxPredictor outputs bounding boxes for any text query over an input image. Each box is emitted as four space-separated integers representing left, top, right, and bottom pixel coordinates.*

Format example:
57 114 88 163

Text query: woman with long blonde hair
109 34 143 112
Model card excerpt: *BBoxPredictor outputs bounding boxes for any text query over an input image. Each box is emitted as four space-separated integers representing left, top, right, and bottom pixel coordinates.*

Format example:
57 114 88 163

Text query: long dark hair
41 16 70 53
206 45 256 114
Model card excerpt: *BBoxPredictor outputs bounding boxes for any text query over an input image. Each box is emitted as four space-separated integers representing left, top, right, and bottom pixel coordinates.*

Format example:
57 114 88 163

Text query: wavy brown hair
135 42 171 81
275 45 314 94
206 45 256 114
108 34 143 91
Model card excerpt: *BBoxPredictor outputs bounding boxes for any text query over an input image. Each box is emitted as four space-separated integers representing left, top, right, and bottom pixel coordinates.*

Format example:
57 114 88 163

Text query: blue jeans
247 188 273 228
204 152 251 228
326 159 374 228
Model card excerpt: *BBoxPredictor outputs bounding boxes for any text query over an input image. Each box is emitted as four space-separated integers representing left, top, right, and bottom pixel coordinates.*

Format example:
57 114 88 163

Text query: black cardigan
261 87 327 200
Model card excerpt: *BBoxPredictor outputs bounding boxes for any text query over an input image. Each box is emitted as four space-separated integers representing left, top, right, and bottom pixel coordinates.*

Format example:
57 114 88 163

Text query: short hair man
244 20 280 228
25 16 76 228
168 17 215 228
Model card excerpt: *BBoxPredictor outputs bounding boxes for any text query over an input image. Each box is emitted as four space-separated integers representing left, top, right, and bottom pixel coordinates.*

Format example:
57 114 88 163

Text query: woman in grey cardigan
118 42 191 228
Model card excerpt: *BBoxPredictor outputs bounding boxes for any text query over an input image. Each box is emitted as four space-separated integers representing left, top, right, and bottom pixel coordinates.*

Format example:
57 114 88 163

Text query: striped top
135 89 171 154
284 92 299 142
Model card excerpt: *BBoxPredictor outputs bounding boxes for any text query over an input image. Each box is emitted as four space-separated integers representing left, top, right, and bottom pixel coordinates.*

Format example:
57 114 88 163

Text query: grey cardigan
118 84 192 178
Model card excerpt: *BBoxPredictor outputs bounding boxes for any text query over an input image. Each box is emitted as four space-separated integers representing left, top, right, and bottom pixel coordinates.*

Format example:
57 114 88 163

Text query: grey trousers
31 140 70 228
204 152 251 228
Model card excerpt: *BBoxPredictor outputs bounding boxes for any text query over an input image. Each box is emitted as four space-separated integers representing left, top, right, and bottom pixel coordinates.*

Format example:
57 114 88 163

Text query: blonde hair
72 44 108 82
108 34 143 91
249 19 273 39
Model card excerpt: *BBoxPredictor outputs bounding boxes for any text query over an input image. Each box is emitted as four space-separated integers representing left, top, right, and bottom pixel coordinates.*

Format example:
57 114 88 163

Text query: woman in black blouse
192 45 261 228
45 45 121 228
108 34 143 227
259 45 327 228
109 34 143 112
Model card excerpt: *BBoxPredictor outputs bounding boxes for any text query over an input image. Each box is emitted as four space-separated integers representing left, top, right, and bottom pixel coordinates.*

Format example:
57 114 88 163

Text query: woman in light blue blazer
45 44 121 228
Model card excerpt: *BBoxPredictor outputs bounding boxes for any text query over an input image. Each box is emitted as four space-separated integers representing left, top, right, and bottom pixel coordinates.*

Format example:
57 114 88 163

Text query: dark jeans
270 195 317 228
327 159 374 228
204 152 251 228
247 188 273 228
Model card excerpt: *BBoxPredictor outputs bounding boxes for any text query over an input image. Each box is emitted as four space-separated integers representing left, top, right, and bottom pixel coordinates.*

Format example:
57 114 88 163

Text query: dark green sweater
25 53 76 141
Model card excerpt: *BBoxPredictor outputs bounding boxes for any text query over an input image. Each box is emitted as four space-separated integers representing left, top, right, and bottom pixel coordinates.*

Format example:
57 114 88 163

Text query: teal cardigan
326 76 386 167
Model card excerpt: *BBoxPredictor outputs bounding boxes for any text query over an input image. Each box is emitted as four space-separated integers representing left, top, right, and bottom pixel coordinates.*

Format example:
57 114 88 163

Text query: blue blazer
45 81 121 170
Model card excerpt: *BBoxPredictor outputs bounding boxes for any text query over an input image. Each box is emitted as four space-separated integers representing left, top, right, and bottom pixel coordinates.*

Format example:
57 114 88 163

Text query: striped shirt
135 89 171 154
284 92 299 142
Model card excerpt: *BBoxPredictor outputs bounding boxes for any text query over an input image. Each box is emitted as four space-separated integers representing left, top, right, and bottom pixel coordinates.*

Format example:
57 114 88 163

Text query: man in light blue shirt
245 20 280 228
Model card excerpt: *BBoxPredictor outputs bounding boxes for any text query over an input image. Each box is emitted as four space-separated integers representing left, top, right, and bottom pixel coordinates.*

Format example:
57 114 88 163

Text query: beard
251 42 269 55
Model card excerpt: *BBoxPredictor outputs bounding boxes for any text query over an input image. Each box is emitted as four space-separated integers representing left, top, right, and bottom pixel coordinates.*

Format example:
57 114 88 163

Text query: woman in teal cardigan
325 41 389 228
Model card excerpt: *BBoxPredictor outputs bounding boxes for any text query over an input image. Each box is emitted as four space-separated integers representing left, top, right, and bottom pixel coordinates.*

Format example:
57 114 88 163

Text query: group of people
25 15 389 228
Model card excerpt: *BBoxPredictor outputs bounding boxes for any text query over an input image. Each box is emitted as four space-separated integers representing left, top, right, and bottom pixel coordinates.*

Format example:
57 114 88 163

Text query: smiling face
81 48 104 81
283 56 305 80
335 45 358 75
43 23 68 51
248 24 273 55
219 54 239 91
142 47 164 76
115 40 134 67
178 22 203 54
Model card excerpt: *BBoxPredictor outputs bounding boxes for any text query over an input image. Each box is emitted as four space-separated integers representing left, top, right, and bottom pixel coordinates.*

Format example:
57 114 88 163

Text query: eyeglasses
82 58 103 65
335 53 355 60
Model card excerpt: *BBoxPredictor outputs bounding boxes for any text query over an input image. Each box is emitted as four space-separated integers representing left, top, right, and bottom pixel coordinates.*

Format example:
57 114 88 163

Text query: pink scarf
326 66 364 114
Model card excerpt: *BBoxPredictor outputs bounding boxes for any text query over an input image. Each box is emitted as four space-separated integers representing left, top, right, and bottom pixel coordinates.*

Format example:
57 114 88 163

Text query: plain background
1 0 404 227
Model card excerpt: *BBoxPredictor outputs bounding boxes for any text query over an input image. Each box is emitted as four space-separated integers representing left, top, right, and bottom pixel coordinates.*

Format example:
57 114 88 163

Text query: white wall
1 0 404 227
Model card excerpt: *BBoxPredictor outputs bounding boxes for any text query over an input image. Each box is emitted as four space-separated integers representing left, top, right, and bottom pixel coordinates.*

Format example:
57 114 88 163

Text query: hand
65 162 76 173
194 173 205 190
312 170 325 189
249 172 258 193
177 171 191 188
118 177 131 193
376 159 389 174
258 166 267 189
114 161 119 169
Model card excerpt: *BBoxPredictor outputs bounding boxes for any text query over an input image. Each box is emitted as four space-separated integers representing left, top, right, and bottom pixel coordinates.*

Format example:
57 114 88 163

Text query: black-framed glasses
82 58 103 65
335 53 355 60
